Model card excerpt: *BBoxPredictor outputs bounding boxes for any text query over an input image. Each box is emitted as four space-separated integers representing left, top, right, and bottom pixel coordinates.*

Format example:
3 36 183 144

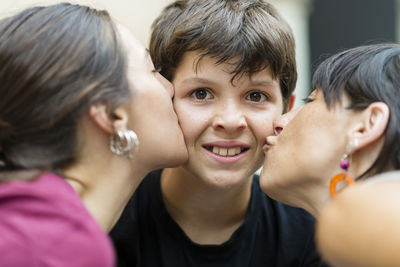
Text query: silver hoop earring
110 130 139 159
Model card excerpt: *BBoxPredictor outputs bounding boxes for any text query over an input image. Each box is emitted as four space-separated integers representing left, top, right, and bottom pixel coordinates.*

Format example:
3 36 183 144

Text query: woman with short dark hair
260 43 400 266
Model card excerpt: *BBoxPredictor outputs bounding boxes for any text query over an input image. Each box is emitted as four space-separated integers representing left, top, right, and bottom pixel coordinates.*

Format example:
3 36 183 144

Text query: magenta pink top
0 172 115 266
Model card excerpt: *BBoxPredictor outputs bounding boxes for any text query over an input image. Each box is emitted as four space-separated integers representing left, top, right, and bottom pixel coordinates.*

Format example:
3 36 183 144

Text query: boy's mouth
203 146 249 157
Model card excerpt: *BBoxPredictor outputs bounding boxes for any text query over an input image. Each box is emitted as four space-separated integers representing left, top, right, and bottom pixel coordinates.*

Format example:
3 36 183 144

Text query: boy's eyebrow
179 77 278 88
179 77 217 85
248 79 277 87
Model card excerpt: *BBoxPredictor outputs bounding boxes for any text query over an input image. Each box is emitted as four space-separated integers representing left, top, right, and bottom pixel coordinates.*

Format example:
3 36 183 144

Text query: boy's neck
161 167 253 245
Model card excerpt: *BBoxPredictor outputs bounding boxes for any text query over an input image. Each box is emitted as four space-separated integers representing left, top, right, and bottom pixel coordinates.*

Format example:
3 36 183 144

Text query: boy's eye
190 88 213 100
246 91 268 102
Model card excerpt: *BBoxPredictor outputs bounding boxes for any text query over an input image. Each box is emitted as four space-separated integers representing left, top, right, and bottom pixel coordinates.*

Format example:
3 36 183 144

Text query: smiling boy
111 1 322 266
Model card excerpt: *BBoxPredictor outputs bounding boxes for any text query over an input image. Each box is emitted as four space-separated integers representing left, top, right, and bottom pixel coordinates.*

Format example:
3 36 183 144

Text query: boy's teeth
212 146 219 154
219 148 228 156
228 148 236 156
235 147 241 154
211 146 242 156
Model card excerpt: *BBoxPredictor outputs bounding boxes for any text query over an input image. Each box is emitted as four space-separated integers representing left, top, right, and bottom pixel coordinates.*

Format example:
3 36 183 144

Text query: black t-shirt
111 170 323 267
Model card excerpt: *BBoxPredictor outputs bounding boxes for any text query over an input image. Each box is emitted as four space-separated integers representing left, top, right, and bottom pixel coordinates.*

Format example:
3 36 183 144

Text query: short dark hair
312 43 400 177
149 0 296 109
0 3 130 172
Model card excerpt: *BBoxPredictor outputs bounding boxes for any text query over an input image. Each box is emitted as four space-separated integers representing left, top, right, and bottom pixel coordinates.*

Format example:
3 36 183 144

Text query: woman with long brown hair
0 3 187 266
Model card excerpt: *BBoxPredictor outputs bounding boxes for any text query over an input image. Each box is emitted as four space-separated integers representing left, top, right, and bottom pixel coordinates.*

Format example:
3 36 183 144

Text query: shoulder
120 169 162 214
110 170 164 266
317 171 400 266
110 170 163 237
250 173 316 253
247 174 322 266
0 172 115 267
0 172 82 219
0 231 32 266
135 169 162 194
0 172 96 225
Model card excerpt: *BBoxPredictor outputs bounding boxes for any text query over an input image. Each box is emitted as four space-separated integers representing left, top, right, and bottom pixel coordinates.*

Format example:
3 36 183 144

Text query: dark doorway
309 0 397 71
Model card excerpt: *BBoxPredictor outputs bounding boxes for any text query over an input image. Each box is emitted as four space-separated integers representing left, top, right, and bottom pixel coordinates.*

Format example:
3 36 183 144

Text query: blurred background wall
310 0 398 75
0 0 170 46
0 0 398 107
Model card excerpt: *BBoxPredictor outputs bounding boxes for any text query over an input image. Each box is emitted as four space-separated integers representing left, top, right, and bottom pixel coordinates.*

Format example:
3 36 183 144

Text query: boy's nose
212 101 247 134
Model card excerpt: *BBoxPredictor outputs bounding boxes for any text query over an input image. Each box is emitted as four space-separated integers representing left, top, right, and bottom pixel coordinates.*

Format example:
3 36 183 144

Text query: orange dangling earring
329 140 357 196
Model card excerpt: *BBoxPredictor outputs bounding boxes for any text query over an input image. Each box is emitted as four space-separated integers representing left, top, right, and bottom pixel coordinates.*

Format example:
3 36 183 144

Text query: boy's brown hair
150 0 296 109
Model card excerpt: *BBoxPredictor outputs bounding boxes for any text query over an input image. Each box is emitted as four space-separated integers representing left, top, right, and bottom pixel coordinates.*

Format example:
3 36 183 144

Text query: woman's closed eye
302 97 314 104
303 90 317 104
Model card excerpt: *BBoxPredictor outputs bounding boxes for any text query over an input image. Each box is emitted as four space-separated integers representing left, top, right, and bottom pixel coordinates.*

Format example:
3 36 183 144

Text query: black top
111 170 324 267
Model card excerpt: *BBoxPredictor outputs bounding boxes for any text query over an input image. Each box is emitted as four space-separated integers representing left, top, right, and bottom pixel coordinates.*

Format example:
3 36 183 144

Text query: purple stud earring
340 156 350 171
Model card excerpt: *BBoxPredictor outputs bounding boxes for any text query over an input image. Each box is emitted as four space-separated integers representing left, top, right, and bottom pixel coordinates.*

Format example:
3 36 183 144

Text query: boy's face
172 51 285 188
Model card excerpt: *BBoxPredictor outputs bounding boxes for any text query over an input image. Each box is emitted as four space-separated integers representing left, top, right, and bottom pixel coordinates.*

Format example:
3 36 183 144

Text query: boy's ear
89 103 129 134
348 102 390 152
287 93 296 112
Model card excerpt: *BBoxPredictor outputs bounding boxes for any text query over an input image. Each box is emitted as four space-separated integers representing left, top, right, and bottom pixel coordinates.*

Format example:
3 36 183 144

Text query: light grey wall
0 0 173 47
270 0 312 108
